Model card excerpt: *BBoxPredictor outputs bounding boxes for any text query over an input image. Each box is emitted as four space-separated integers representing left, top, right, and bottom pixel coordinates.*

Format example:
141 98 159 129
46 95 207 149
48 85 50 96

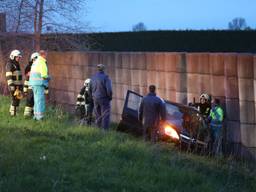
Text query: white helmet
10 50 22 60
84 78 91 86
30 52 39 61
199 93 210 101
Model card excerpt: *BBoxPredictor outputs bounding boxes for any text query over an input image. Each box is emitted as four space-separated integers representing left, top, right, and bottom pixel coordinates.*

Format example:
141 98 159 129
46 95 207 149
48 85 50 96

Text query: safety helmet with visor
10 50 22 60
199 93 210 103
30 52 39 61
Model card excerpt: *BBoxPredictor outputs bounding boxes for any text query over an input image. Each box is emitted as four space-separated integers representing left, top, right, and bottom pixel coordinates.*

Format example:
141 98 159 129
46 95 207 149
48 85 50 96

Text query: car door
117 90 143 135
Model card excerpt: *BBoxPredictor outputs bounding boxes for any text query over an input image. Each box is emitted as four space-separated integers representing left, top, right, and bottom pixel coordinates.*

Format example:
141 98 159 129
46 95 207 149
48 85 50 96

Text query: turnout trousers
9 94 20 116
24 88 34 117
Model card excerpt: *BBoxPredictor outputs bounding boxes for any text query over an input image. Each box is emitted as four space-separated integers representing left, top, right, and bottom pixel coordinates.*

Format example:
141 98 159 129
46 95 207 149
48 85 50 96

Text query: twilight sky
84 0 255 32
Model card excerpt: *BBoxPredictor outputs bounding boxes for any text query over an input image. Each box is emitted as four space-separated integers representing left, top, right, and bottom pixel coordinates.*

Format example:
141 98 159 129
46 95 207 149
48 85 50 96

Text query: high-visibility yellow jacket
209 105 224 128
29 56 49 87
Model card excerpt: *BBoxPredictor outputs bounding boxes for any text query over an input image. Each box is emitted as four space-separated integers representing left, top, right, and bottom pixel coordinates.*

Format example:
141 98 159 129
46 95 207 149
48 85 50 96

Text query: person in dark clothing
23 52 40 117
139 85 166 143
5 50 23 116
75 78 94 125
91 64 112 130
190 93 211 119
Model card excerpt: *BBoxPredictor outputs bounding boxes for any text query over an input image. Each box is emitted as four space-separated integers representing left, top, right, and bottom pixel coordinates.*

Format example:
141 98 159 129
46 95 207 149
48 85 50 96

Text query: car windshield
165 103 184 128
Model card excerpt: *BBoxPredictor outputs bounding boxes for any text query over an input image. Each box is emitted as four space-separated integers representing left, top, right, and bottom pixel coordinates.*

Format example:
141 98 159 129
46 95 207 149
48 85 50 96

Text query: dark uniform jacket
91 71 112 101
76 85 93 118
194 102 211 118
23 61 33 93
139 93 166 128
5 59 22 93
76 86 93 106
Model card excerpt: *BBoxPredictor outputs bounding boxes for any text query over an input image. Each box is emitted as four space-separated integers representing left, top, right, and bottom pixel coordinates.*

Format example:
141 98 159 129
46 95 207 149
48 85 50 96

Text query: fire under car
117 90 210 150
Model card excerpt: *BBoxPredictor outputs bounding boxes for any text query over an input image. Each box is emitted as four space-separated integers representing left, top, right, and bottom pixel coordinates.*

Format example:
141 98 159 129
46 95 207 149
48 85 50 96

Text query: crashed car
117 90 210 149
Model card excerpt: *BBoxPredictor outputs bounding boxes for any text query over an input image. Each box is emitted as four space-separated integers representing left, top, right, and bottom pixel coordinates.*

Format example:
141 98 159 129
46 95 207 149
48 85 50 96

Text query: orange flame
164 125 179 140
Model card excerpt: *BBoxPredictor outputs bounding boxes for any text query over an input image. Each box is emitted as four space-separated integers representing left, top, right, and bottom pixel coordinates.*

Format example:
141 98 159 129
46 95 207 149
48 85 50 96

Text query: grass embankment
0 96 255 192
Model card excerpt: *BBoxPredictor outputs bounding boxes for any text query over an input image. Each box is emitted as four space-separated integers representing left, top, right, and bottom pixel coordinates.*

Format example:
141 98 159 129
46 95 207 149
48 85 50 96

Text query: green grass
0 95 255 192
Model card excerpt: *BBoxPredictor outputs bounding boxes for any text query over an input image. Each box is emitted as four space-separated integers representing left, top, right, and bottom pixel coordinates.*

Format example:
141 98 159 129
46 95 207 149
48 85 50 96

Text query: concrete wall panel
225 99 240 121
239 101 255 124
238 79 254 101
224 54 237 77
165 72 176 91
226 121 241 143
209 54 225 76
211 75 225 97
225 77 239 99
237 54 254 79
241 124 256 147
164 53 178 72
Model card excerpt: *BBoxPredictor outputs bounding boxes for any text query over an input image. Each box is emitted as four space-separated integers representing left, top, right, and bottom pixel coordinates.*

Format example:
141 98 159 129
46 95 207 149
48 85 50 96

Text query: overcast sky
84 0 255 32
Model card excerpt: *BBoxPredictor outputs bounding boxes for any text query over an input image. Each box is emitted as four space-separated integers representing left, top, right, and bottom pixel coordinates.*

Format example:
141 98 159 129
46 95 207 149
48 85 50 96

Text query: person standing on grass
139 85 166 143
29 50 50 121
208 98 224 155
91 64 112 130
5 49 23 116
75 78 94 125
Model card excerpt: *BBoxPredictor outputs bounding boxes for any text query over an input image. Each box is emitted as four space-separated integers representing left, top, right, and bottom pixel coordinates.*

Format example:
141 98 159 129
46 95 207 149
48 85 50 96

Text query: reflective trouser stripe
9 105 16 116
76 101 85 105
24 106 33 116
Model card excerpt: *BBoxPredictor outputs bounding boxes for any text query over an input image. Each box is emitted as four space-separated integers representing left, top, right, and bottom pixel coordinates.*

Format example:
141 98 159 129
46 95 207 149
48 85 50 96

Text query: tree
228 17 248 30
0 0 88 50
132 22 147 32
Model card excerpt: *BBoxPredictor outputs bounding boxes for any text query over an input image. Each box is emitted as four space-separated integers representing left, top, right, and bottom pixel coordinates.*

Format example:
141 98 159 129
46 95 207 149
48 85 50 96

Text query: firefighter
29 50 49 120
139 85 166 143
5 50 23 116
208 98 224 155
91 64 112 130
75 78 94 125
190 93 211 119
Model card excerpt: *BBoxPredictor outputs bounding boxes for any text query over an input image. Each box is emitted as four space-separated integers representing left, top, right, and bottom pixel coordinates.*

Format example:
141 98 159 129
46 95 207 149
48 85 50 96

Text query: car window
127 92 142 111
166 103 183 120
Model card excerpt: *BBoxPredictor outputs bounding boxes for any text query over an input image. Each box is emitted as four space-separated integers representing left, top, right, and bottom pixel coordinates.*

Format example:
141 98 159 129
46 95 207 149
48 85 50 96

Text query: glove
13 88 23 100
44 89 49 95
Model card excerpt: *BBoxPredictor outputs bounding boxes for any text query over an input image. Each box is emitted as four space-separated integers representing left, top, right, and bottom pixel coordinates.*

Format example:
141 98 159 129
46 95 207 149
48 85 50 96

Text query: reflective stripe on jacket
5 59 22 89
29 56 48 86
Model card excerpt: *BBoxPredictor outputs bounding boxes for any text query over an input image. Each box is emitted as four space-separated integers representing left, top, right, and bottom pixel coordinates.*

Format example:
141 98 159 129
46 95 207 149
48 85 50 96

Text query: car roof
164 100 202 115
128 89 199 114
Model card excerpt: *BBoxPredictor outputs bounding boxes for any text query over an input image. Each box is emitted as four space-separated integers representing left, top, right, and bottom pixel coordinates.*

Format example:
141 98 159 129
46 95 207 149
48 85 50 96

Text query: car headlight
164 124 180 140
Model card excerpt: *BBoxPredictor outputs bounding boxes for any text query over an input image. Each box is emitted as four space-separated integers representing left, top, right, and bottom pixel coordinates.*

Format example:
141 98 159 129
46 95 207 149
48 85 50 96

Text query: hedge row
43 30 256 53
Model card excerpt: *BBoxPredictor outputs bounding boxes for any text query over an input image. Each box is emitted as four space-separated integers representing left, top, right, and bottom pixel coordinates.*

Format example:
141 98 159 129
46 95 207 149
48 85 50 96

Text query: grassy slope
0 96 255 192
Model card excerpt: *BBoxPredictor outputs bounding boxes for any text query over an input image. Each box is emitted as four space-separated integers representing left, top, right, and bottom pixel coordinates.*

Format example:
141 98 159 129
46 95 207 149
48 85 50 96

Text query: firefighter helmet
10 50 22 60
30 52 39 61
199 93 210 101
84 78 91 86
